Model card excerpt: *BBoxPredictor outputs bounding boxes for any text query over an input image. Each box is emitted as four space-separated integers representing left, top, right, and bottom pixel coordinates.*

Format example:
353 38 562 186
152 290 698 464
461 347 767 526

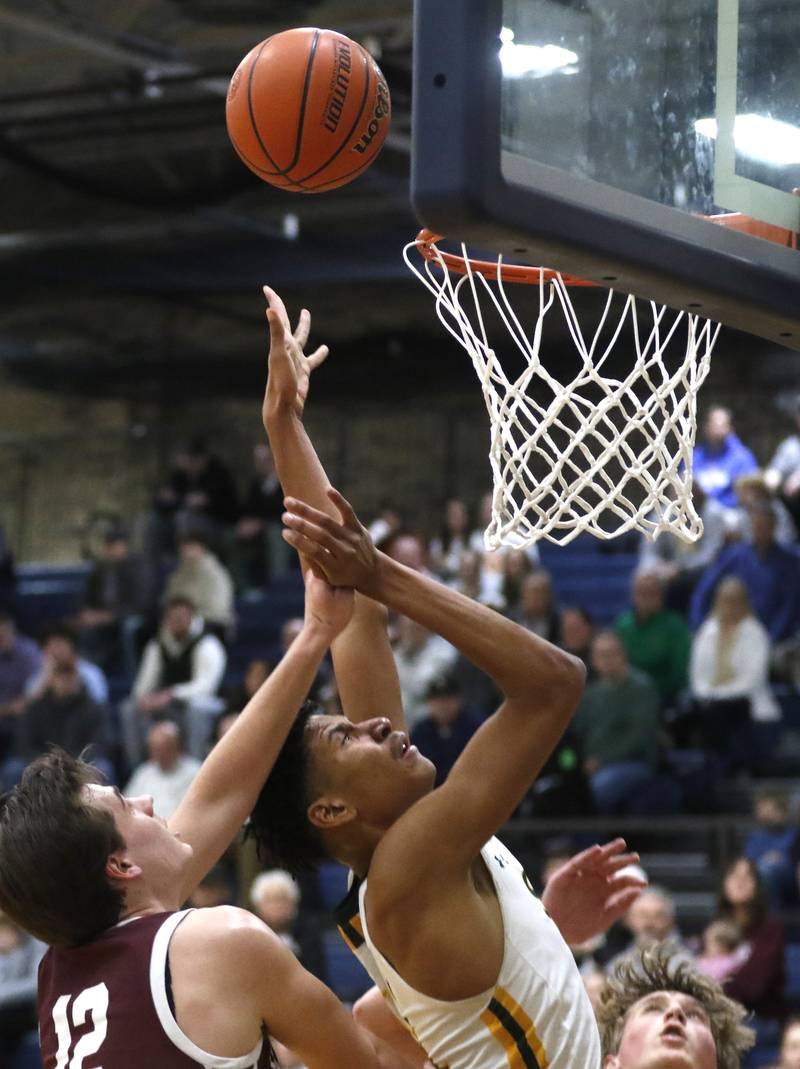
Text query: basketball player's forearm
369 553 582 698
265 405 336 518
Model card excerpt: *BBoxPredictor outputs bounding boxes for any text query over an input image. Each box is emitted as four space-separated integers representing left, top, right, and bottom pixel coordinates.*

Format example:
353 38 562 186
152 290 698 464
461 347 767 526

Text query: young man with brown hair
0 564 401 1069
598 942 754 1068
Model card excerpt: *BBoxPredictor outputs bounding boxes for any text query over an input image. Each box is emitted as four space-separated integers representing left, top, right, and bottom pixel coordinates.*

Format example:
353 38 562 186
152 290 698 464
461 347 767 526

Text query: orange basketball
226 27 391 193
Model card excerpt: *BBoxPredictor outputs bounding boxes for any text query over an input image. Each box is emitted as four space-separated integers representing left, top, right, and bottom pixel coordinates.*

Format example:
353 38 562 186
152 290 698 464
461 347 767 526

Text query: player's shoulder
172 906 279 971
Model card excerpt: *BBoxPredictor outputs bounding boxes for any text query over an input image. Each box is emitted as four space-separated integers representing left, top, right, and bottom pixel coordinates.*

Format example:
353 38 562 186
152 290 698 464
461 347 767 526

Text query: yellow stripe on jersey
480 985 548 1069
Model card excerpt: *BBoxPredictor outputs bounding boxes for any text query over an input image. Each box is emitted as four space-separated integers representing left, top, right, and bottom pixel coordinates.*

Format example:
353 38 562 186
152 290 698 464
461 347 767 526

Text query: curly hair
597 943 754 1069
247 701 328 876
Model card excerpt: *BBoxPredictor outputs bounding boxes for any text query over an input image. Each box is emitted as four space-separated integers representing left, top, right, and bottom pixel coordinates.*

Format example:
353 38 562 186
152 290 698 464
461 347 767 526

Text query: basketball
226 27 391 193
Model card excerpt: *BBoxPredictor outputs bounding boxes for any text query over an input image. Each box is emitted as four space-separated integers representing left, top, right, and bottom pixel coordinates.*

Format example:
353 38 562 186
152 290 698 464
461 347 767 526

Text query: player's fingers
562 844 603 871
603 885 644 921
307 344 329 369
263 285 290 327
283 529 333 567
283 511 344 555
606 873 648 893
327 486 361 530
602 853 641 875
294 308 311 347
596 838 628 858
284 497 346 536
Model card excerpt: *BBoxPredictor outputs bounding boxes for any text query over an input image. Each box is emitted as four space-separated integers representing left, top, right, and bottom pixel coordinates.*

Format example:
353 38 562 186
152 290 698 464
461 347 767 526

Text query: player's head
598 943 754 1069
0 749 191 946
249 701 436 875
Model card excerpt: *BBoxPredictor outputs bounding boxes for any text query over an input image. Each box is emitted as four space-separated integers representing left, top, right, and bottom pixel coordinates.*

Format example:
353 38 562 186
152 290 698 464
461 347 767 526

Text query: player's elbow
527 646 586 711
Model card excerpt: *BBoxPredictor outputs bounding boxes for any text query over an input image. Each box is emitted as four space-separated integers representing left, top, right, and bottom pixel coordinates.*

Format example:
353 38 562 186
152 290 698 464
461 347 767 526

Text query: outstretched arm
170 571 353 901
261 286 404 729
282 491 585 883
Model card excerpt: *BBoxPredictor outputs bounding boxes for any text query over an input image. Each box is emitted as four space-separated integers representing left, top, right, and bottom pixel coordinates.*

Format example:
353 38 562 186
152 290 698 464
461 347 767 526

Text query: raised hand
282 488 379 593
541 839 646 947
262 286 329 423
303 568 354 641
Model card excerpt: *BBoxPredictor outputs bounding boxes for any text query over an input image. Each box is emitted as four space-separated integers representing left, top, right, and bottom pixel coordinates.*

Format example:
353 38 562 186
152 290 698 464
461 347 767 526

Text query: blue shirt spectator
690 505 800 640
0 614 41 716
693 406 758 509
410 673 484 788
743 792 799 910
24 623 108 705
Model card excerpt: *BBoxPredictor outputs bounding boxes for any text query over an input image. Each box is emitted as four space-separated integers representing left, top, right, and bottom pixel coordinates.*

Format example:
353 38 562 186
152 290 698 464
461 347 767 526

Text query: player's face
85 784 192 889
305 714 436 830
604 991 717 1069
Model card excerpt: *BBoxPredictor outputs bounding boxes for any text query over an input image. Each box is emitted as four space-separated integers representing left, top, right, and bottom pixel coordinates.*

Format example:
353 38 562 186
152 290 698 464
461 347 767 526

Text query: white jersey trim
150 910 264 1069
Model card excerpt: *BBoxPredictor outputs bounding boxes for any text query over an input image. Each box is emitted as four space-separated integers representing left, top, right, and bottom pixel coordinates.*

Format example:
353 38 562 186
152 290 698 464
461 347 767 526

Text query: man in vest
121 596 226 765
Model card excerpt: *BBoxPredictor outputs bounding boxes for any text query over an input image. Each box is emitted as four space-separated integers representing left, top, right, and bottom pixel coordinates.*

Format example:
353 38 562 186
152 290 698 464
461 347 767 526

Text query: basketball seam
245 37 312 191
288 46 373 187
285 28 321 175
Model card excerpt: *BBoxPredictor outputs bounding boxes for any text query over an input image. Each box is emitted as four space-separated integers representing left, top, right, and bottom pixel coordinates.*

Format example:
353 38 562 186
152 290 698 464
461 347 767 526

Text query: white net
404 236 722 549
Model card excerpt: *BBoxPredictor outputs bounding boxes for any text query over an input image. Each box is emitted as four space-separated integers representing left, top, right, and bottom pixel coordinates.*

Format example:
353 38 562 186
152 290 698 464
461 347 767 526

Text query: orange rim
704 212 798 250
413 230 597 287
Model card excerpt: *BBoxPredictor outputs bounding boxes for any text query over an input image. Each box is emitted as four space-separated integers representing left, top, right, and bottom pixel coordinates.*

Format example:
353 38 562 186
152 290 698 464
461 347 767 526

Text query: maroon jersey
38 909 272 1069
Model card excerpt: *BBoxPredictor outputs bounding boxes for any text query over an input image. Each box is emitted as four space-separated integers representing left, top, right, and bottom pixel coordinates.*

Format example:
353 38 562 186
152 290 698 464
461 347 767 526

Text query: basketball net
404 232 722 549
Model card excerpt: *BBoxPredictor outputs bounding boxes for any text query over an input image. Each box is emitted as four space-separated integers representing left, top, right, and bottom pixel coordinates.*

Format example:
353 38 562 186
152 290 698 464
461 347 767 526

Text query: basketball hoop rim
414 211 797 288
413 229 597 287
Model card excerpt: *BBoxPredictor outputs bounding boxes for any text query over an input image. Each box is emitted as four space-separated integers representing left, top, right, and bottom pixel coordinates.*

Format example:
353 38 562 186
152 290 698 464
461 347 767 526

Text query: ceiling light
500 27 579 79
695 114 800 167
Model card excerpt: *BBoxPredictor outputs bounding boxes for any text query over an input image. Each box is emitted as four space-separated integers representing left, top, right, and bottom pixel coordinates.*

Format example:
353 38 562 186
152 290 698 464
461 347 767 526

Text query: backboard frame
411 0 800 348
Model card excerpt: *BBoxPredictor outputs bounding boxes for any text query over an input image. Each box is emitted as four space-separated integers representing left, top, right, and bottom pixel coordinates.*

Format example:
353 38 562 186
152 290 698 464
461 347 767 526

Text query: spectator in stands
607 887 692 975
693 405 759 511
164 530 235 641
410 672 484 788
0 613 40 762
690 503 800 642
695 919 746 984
501 549 536 616
147 436 239 562
685 576 778 770
744 791 800 911
513 569 561 644
123 720 201 820
224 656 273 713
598 942 755 1068
249 870 326 982
615 570 691 709
232 442 287 592
73 524 152 676
392 615 457 729
383 530 432 575
766 393 800 523
3 661 114 789
0 909 45 1069
731 473 797 546
26 622 108 706
716 856 786 1030
638 482 728 614
187 864 236 909
429 498 472 582
772 1019 800 1069
121 595 226 764
571 631 662 815
559 606 596 679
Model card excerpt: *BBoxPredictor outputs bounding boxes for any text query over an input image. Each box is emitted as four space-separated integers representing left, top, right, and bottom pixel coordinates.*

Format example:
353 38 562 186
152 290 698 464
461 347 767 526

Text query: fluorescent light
695 113 800 166
500 27 579 79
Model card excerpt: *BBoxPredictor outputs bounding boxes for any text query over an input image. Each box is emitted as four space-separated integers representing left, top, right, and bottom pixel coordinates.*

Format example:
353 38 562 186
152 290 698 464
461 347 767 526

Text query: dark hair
247 701 328 876
164 595 196 613
0 750 125 946
717 856 769 930
598 942 754 1069
0 609 15 627
39 621 77 648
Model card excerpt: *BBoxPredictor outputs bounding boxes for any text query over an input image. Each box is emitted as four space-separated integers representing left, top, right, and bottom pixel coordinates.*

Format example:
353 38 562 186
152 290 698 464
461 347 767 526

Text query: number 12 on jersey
52 983 109 1069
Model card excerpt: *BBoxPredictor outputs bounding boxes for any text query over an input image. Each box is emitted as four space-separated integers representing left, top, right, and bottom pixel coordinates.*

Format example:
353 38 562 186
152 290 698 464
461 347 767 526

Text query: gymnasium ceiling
0 0 465 400
0 0 785 402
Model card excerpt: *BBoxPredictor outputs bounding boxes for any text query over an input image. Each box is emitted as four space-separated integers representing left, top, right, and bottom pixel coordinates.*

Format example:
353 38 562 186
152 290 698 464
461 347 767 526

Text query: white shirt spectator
393 619 457 729
124 753 201 819
690 615 779 722
132 616 226 704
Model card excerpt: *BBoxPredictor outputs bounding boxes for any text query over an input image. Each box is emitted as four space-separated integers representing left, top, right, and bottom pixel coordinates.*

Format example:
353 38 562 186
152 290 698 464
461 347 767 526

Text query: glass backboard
412 0 800 347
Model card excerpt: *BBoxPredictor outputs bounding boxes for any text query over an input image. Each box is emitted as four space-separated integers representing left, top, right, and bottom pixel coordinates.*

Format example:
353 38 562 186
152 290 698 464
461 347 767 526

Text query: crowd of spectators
5 406 800 1062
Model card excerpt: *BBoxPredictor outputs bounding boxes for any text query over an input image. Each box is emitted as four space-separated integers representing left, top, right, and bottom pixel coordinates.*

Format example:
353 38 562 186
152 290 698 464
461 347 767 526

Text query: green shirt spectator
615 570 691 704
572 666 662 769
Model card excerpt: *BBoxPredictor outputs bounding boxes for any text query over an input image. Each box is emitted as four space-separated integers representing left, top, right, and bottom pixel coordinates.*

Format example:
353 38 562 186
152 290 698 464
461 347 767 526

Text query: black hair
247 701 328 876
39 621 78 647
